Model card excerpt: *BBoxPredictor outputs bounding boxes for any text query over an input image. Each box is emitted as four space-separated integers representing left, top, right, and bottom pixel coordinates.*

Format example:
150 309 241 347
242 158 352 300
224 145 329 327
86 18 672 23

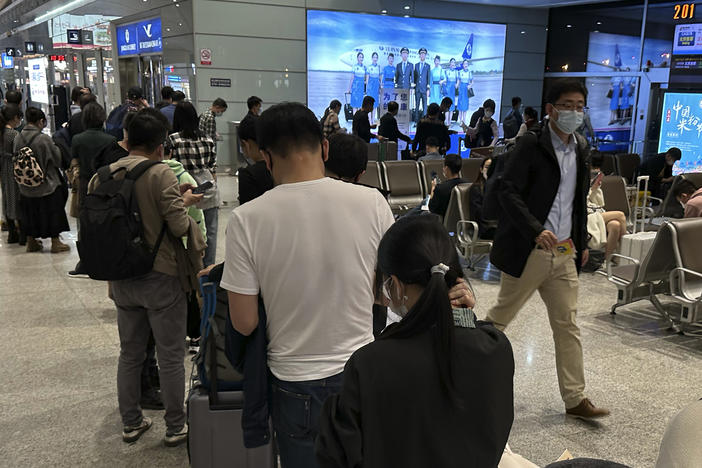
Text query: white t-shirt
221 178 395 382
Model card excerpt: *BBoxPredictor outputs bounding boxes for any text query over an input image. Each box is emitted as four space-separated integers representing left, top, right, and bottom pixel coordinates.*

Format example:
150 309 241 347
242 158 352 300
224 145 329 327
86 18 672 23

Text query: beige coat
586 187 607 250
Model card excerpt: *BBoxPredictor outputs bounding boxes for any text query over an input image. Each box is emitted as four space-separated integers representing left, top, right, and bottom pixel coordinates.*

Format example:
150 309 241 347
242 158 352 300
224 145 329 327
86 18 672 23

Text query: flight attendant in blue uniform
366 52 381 124
457 59 473 126
429 55 445 106
609 76 622 125
443 58 458 126
383 53 396 89
348 52 366 113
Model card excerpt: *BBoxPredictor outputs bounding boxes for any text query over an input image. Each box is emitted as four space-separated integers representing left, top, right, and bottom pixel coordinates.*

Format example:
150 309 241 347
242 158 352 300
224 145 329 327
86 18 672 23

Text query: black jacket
352 110 372 143
316 322 514 468
238 160 274 205
490 124 590 278
429 177 468 217
378 113 411 144
413 118 450 152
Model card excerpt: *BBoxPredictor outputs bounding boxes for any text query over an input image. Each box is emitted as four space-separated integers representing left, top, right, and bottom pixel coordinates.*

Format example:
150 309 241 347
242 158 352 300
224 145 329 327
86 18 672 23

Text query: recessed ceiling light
566 24 572 28
404 5 410 10
404 14 410 18
166 27 171 31
381 9 387 13
596 21 602 25
520 31 525 34
178 22 182 26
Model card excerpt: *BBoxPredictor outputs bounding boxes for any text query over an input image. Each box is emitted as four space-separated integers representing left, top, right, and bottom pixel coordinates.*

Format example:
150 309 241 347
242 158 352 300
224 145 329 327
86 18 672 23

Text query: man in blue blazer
395 47 413 90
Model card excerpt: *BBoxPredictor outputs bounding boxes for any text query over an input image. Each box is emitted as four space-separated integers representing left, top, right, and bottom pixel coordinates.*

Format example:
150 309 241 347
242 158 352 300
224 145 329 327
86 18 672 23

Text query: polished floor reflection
1 175 700 467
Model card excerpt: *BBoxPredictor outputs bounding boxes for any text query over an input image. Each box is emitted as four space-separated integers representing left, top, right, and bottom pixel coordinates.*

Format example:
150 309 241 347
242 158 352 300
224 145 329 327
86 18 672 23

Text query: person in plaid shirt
321 100 347 139
168 102 221 266
198 98 228 148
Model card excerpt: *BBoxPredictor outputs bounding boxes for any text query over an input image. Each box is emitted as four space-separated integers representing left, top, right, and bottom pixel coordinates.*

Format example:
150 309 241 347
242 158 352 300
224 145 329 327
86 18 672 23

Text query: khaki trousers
487 248 585 408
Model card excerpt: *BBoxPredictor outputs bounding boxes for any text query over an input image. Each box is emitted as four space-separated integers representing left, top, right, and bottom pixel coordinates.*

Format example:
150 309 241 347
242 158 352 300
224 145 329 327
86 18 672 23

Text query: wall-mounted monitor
670 23 702 88
658 91 702 174
306 10 506 132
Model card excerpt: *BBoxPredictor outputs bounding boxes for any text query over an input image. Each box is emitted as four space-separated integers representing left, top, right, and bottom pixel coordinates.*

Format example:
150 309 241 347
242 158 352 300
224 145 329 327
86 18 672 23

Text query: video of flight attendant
307 10 506 133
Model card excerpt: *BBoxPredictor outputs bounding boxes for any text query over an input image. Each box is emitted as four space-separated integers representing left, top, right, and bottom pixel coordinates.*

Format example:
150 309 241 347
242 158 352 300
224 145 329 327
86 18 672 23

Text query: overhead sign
25 42 36 54
27 57 49 105
116 18 162 56
82 30 94 45
210 78 231 87
67 29 82 44
1 53 13 69
5 48 15 57
674 23 702 55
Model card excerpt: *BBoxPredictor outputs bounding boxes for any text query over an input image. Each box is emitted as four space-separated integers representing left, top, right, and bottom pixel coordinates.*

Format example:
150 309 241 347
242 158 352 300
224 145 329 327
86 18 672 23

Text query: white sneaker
122 417 152 443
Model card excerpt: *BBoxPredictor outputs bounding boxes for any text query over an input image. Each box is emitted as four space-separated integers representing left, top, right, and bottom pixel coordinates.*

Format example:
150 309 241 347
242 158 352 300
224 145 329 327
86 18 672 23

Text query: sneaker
188 337 200 355
140 389 165 410
122 416 152 443
164 424 188 447
566 398 610 420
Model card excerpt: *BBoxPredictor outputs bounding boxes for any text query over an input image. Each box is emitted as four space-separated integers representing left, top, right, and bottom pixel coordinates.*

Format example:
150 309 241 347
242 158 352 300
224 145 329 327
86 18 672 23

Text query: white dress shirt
545 125 577 242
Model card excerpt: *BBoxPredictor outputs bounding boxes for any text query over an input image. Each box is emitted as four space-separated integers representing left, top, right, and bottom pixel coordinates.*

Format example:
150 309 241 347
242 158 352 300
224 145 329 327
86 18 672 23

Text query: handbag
606 89 613 99
468 88 475 98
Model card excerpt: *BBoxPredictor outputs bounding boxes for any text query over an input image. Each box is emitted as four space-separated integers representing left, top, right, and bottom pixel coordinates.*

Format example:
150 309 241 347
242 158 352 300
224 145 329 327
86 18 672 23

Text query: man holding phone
487 80 609 420
427 154 467 217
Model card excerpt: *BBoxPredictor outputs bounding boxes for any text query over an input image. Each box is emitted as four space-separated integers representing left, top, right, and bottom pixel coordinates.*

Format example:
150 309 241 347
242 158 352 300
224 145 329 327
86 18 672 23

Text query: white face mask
484 110 493 119
553 108 584 134
383 277 409 317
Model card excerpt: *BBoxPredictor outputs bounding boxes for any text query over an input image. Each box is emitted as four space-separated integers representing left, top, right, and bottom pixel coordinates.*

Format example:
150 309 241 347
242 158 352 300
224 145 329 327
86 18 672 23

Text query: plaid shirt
198 109 217 142
166 132 217 171
322 111 343 139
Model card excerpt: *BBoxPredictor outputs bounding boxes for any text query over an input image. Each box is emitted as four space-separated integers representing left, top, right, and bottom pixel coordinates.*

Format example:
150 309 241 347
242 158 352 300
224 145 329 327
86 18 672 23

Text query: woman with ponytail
0 104 23 244
317 215 514 468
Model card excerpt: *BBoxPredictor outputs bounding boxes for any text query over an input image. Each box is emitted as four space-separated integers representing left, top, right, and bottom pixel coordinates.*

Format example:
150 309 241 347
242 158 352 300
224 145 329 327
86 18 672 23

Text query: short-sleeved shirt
221 178 395 382
367 64 380 78
353 64 366 78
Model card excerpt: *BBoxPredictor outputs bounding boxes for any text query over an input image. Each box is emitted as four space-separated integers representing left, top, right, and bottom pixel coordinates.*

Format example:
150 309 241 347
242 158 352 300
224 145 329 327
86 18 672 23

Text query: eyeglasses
554 102 585 112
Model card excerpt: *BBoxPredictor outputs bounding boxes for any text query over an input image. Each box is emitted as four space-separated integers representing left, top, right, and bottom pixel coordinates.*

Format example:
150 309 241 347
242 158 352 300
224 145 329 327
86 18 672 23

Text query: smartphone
191 181 213 194
431 171 438 182
590 171 603 187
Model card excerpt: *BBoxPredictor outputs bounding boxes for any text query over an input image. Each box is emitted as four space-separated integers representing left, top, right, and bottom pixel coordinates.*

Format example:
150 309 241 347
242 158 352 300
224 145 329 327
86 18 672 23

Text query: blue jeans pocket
272 384 312 439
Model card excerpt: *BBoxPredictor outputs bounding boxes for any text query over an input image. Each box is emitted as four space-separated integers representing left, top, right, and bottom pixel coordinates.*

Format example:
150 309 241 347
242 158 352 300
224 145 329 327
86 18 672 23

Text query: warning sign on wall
200 48 212 65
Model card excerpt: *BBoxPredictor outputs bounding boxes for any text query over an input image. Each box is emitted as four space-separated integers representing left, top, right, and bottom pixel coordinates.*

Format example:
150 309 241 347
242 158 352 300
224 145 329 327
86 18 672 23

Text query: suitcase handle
344 92 351 105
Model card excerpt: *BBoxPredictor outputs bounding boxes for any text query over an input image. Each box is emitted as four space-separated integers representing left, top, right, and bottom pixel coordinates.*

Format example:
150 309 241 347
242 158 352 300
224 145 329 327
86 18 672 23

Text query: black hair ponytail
377 214 464 408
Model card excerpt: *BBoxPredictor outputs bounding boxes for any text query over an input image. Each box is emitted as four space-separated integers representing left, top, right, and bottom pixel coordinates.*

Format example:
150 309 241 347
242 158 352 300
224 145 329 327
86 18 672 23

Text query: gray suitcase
187 386 275 468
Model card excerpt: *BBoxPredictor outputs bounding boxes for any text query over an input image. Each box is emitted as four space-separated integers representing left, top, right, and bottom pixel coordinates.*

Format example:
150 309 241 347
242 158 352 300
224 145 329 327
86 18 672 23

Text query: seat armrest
669 267 702 300
457 220 479 245
607 253 640 282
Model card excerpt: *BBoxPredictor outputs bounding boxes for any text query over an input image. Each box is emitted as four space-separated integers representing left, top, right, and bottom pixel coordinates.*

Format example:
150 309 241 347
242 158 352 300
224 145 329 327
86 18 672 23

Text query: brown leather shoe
51 238 70 253
26 237 43 252
566 398 610 419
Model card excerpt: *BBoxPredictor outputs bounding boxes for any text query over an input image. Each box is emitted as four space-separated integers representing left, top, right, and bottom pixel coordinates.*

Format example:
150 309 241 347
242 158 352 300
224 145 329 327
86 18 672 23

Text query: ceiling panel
444 0 621 7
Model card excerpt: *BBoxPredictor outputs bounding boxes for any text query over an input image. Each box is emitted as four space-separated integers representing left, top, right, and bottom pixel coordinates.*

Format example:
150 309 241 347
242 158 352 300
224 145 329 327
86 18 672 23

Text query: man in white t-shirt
220 103 394 468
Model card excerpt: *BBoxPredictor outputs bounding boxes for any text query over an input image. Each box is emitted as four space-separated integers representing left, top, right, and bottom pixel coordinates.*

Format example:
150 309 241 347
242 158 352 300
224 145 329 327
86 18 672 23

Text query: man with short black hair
325 133 368 183
413 103 450 154
418 136 442 161
160 91 186 127
378 101 411 145
428 153 468 217
487 79 609 420
221 102 395 468
88 108 205 447
247 96 262 116
640 147 682 198
502 96 523 139
199 97 228 149
237 114 273 205
156 86 175 110
352 96 384 143
68 93 98 138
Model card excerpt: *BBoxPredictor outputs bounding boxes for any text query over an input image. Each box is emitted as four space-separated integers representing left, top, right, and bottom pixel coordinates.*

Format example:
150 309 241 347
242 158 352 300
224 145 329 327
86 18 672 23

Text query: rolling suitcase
187 275 275 468
343 93 354 122
619 231 656 263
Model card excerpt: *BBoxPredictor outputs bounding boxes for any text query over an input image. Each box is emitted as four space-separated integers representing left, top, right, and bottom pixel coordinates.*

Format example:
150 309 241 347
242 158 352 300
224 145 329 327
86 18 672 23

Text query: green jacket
164 159 207 243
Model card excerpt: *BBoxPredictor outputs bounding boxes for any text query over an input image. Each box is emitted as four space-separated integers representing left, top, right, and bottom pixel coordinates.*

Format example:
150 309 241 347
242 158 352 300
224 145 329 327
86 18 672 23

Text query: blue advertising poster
658 92 702 175
673 24 702 55
116 18 162 56
307 10 506 132
1 53 13 69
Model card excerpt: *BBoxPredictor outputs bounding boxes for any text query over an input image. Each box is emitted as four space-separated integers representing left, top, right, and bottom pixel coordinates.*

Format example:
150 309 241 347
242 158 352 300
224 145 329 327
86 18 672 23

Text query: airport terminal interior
1 0 702 467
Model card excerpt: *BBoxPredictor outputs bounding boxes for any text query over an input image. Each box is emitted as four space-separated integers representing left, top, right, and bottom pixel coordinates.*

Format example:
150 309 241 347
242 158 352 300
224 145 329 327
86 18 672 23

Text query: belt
432 81 441 84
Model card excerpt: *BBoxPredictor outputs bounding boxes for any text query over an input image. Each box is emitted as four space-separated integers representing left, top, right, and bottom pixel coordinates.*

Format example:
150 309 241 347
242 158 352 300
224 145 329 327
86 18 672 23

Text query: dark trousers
271 372 344 468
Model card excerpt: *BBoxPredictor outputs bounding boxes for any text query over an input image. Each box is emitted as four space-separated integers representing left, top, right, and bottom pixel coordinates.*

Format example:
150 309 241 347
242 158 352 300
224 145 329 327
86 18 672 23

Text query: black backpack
105 103 129 139
502 112 521 139
78 160 166 281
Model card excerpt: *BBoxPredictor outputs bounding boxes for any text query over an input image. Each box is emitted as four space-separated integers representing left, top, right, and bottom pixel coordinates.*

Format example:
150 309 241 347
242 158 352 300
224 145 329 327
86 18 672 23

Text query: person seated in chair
325 134 368 184
428 154 468 218
673 179 702 218
639 147 681 199
418 137 442 162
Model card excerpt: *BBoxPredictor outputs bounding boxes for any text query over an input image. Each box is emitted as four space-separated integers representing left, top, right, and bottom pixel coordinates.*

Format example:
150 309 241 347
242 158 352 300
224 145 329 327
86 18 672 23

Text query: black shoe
140 389 165 410
18 232 26 246
68 261 88 277
7 230 19 244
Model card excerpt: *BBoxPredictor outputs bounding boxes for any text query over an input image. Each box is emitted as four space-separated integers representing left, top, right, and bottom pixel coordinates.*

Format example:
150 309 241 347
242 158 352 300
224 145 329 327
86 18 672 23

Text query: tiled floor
1 174 700 467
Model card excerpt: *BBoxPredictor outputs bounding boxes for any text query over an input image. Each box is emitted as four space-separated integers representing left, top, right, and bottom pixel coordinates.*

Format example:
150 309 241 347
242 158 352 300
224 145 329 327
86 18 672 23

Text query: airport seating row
606 217 702 332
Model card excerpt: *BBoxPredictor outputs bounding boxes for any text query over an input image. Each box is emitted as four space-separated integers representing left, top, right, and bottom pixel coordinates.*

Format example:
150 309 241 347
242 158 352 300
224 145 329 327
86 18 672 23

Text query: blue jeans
271 372 344 468
203 207 219 267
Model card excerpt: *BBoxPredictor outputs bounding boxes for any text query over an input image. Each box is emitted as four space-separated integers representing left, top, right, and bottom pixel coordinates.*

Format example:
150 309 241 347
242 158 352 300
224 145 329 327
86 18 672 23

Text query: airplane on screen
337 33 502 68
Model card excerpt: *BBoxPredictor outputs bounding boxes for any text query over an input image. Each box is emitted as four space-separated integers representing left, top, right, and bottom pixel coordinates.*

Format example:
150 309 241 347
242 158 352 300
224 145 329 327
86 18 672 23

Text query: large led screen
307 10 506 132
658 92 702 175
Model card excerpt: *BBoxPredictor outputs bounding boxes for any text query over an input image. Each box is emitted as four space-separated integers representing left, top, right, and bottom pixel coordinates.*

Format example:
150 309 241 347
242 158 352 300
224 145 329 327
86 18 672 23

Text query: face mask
553 108 584 134
484 110 493 119
214 111 223 117
482 168 488 179
383 278 409 318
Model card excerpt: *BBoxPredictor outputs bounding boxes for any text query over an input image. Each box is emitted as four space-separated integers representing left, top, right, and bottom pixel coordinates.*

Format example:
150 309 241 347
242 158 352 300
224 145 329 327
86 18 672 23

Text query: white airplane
337 34 502 69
